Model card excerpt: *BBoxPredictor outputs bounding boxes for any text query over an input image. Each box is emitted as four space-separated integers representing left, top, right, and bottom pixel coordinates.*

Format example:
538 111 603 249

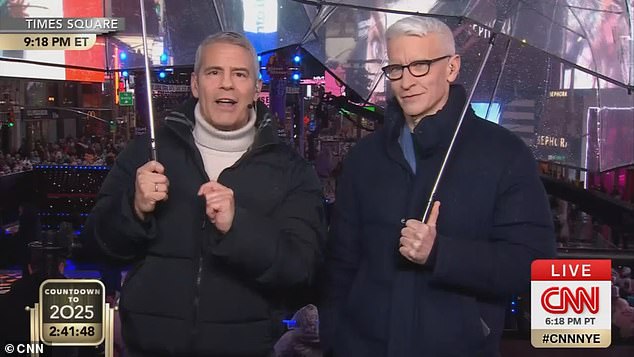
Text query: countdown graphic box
39 279 105 345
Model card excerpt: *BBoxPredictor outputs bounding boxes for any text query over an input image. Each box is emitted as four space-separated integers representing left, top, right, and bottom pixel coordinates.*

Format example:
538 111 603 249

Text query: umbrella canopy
1 0 632 172
113 0 632 172
288 1 634 173
296 0 634 89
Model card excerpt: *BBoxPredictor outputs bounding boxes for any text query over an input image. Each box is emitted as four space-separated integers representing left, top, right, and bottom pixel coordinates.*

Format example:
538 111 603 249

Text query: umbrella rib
299 5 338 45
211 0 225 32
625 0 634 85
553 3 622 14
516 0 587 39
566 3 603 99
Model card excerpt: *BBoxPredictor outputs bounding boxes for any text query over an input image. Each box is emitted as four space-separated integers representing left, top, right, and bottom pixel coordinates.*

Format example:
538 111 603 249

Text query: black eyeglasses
381 55 452 81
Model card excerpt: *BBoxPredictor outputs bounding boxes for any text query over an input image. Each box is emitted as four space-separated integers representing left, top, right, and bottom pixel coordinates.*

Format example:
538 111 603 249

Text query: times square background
0 0 633 355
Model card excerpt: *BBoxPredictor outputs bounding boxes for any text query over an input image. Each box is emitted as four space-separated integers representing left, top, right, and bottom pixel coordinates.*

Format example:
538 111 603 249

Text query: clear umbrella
293 1 633 171
5 0 624 174
295 0 634 89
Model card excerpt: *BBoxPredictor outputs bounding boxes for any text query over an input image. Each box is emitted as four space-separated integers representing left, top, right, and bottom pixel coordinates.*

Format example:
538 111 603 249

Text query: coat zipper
164 117 277 346
191 218 206 342
161 122 209 345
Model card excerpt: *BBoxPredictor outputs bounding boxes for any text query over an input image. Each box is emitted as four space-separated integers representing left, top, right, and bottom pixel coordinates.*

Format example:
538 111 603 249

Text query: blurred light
243 0 278 33
511 309 516 314
65 260 76 271
292 73 300 80
122 70 129 77
293 55 301 63
471 102 501 124
119 52 127 61
257 55 262 62
159 71 166 79
160 52 168 64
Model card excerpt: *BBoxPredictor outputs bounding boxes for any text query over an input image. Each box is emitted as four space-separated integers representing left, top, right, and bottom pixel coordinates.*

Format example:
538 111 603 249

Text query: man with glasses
320 16 555 356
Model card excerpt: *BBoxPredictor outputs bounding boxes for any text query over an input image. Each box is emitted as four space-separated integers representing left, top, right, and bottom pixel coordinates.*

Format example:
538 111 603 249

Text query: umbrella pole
139 0 158 161
484 38 511 122
421 33 498 223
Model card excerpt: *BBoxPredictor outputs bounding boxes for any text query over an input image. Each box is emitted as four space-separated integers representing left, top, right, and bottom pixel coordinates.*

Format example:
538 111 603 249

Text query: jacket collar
251 100 280 149
165 98 280 150
385 84 473 158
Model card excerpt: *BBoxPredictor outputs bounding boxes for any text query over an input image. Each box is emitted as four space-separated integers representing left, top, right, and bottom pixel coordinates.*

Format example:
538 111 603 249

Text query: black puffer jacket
85 99 326 356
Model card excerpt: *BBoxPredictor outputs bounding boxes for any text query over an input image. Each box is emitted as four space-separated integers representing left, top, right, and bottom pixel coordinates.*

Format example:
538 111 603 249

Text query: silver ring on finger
155 183 159 192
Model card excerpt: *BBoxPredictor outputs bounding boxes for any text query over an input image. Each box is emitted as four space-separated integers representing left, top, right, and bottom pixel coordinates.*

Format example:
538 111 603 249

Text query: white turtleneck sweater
193 103 256 180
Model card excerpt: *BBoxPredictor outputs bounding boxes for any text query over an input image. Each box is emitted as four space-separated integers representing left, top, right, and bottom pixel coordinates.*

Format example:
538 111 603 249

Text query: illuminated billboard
0 0 105 82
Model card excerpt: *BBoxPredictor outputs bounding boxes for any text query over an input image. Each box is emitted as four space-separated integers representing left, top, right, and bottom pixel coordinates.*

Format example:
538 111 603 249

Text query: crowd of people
613 266 634 341
0 134 128 176
539 161 633 204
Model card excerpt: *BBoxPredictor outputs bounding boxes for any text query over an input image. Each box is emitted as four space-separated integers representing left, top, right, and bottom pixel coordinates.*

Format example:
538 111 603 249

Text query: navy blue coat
320 86 556 356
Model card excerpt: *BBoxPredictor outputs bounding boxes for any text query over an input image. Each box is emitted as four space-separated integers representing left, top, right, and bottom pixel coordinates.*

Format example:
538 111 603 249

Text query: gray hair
386 16 456 55
193 32 260 80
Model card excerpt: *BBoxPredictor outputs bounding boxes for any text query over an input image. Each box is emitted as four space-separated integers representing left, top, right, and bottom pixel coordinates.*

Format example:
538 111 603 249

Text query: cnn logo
540 286 599 314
